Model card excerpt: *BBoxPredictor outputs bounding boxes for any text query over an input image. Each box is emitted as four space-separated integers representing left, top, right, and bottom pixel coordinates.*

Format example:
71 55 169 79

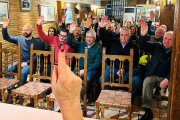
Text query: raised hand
88 12 92 18
93 18 96 24
54 14 58 22
138 19 143 27
141 22 148 36
70 21 76 33
141 16 145 21
117 23 120 30
77 13 80 19
58 21 62 26
100 16 108 28
131 18 135 22
84 13 87 18
96 16 100 23
62 15 67 23
37 16 44 25
51 49 83 120
106 20 111 30
3 19 9 28
81 18 86 26
150 10 155 21
86 18 92 28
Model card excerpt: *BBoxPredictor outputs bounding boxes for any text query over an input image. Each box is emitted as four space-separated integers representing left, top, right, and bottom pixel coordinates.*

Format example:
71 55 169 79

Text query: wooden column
160 0 175 30
167 0 180 120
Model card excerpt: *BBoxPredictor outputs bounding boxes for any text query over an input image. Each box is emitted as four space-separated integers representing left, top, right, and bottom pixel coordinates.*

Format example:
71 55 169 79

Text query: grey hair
156 27 166 35
121 27 131 36
86 30 96 37
164 31 173 36
160 24 167 31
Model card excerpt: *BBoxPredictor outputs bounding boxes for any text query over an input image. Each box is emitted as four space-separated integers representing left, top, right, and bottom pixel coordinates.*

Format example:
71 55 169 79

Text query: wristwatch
27 61 30 65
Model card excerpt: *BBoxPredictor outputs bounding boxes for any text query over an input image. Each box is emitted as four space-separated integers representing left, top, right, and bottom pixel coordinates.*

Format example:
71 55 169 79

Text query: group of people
1 10 173 120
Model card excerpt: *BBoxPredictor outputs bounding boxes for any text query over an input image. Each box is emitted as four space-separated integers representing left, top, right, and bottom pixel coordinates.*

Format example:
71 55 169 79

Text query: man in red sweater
37 16 75 77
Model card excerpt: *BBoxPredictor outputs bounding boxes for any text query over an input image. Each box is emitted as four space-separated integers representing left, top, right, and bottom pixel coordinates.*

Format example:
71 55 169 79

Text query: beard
23 32 32 38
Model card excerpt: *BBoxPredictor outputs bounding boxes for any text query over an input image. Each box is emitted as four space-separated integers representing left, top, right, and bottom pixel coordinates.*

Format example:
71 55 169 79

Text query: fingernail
61 49 64 52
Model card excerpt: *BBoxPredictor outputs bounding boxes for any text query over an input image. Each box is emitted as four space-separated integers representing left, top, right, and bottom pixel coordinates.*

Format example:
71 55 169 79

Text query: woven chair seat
0 78 19 90
14 81 51 98
98 90 131 108
49 93 55 101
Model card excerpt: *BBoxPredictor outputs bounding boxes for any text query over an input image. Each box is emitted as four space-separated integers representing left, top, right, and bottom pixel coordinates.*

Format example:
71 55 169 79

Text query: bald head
23 25 33 39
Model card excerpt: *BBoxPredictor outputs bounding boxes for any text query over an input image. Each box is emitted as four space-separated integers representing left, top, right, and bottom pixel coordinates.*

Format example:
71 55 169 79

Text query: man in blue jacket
2 19 42 100
138 22 173 120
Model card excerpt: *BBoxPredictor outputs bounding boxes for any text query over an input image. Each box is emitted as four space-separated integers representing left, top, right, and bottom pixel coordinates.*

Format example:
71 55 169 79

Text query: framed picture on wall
20 0 31 11
0 1 9 25
40 5 55 22
97 9 105 16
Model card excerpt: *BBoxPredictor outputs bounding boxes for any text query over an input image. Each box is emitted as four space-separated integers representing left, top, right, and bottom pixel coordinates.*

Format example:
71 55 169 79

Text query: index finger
58 47 66 79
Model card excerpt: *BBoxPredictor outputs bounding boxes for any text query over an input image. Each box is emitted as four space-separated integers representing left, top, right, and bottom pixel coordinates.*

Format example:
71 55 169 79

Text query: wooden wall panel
160 0 175 31
168 1 180 119
129 0 137 6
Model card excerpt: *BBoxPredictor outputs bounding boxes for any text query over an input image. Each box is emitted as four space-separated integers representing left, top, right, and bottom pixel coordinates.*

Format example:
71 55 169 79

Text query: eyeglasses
120 34 129 37
86 36 94 39
59 34 67 38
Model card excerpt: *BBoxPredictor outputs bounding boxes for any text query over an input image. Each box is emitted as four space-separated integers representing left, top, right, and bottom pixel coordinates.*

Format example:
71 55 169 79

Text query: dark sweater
2 27 42 63
99 28 139 73
138 35 171 80
67 33 102 71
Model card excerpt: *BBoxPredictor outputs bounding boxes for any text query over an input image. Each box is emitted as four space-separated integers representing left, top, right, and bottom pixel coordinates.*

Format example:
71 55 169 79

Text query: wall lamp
166 0 174 6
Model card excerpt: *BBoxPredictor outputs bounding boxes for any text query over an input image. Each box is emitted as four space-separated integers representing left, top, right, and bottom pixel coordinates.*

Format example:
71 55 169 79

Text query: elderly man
99 16 141 103
2 19 42 102
73 26 85 42
67 21 102 95
138 22 173 120
148 11 167 36
150 27 165 43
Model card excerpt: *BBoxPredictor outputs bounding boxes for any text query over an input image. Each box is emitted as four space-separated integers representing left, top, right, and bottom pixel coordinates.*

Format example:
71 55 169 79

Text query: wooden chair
11 44 55 108
0 43 21 102
96 47 133 120
46 47 88 117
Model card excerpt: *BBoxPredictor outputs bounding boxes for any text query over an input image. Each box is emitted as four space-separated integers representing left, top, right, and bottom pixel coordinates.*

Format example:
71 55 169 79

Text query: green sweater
67 33 102 71
150 36 163 43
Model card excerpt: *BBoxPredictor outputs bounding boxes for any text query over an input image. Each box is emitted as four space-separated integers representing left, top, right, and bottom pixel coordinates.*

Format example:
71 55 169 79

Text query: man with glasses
98 16 141 103
67 21 102 96
139 22 173 120
37 16 75 77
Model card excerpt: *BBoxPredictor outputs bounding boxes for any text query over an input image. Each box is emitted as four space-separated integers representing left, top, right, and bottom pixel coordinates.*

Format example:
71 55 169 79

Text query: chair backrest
29 44 55 84
65 47 88 88
0 43 21 85
101 47 133 93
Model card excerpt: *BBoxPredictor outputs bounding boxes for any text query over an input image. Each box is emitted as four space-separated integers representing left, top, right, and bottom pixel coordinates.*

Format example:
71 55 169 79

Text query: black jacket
138 35 171 80
99 28 139 73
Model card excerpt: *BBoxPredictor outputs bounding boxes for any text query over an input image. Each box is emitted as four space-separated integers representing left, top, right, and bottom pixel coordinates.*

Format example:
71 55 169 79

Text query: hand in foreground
3 19 9 28
59 21 62 26
140 22 148 36
88 12 92 18
160 78 169 89
51 49 83 120
105 20 111 30
37 16 44 25
138 19 143 27
70 21 76 33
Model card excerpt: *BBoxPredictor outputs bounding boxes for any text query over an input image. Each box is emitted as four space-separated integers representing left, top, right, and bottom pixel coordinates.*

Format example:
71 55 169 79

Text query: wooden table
0 103 96 120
